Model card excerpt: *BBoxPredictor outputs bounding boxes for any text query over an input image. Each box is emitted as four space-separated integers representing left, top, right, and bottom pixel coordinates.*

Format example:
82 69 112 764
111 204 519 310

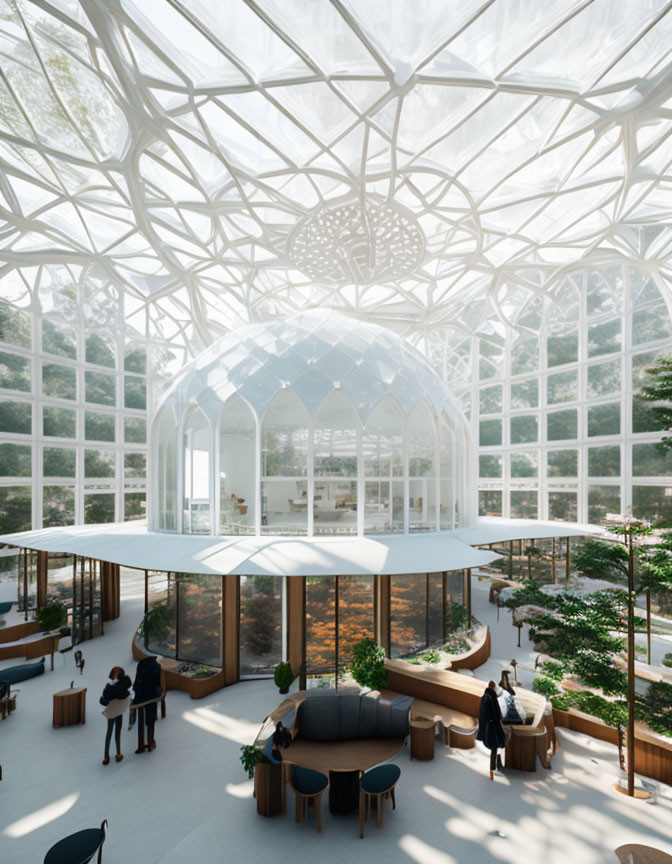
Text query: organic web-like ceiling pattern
2 0 672 365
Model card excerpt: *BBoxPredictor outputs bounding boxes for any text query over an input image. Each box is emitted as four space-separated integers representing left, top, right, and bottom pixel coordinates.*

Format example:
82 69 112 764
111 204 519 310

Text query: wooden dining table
282 736 404 815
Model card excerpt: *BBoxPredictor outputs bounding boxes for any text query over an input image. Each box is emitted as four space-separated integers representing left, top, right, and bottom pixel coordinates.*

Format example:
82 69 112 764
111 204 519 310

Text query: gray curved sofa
296 690 411 742
0 657 45 684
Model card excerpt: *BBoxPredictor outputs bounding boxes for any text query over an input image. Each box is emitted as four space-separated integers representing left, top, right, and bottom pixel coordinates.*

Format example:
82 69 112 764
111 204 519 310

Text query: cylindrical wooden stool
410 718 435 760
53 687 86 727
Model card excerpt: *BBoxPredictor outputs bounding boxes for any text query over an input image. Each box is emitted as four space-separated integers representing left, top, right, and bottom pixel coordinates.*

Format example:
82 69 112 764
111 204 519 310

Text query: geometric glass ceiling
2 0 672 356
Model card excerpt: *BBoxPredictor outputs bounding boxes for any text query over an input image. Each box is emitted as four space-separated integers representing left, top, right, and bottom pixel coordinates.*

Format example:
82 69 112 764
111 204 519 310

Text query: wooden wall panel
222 573 239 685
375 574 390 656
37 551 48 608
101 562 120 621
286 576 304 679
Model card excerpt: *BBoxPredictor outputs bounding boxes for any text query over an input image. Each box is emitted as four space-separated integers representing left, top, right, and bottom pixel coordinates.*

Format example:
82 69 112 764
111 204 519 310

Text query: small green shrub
634 644 647 655
445 603 469 634
662 652 672 668
538 660 565 681
351 637 388 690
239 745 268 779
421 650 440 664
443 638 470 654
551 690 628 728
273 662 294 693
533 677 559 697
36 602 67 632
638 681 672 737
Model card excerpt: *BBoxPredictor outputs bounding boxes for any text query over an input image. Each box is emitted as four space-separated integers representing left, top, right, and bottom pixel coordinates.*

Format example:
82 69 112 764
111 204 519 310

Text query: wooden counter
53 687 86 727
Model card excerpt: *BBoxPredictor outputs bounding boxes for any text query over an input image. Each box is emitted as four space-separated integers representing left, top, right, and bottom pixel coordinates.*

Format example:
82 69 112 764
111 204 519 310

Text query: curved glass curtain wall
431 264 672 528
154 392 473 536
144 569 467 679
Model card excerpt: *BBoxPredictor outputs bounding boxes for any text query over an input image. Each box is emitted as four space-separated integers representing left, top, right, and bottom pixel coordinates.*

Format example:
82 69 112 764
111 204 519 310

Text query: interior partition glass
408 403 437 531
363 397 404 533
219 395 256 534
46 553 74 609
183 408 211 534
439 414 454 529
313 392 358 534
337 575 374 670
239 574 283 676
145 571 176 658
390 573 427 658
261 391 308 534
305 576 336 681
72 558 103 643
157 408 177 531
177 573 221 667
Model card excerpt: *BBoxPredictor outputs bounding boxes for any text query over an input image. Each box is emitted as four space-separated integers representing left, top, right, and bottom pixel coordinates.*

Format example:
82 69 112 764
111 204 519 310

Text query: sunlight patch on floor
3 793 80 838
181 706 260 743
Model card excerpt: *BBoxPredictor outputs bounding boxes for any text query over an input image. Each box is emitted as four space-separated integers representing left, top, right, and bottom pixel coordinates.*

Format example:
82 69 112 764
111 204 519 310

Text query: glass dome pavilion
152 310 476 537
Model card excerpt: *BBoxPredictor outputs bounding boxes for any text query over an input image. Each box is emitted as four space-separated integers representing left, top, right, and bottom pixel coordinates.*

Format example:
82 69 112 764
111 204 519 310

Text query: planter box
551 702 672 784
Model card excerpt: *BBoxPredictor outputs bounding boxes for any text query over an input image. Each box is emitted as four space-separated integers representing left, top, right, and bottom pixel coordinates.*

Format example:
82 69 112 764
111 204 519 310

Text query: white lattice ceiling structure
2 0 672 360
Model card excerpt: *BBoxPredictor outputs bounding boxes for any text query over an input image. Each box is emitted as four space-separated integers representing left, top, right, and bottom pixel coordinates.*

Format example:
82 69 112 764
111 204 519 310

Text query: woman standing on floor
477 680 506 781
100 666 132 765
132 655 162 754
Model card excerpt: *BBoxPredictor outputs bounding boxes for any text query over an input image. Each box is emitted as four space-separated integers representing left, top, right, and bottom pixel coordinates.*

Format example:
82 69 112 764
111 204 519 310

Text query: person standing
132 655 162 754
100 666 131 765
477 680 506 780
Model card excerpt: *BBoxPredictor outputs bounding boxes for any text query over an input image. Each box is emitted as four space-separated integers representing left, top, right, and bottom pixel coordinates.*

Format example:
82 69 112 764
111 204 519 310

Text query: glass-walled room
390 571 467 658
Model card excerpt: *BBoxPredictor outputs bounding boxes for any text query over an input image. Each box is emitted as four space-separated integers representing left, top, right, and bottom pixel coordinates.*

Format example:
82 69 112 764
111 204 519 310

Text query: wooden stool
53 687 86 727
410 718 435 760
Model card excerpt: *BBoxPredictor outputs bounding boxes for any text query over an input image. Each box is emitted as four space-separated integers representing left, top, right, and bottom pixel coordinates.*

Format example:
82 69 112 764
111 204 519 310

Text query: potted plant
274 661 295 694
351 637 388 690
36 601 67 633
240 745 282 817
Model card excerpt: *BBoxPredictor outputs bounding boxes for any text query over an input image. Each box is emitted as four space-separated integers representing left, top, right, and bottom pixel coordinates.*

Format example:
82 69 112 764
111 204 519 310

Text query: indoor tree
640 353 672 451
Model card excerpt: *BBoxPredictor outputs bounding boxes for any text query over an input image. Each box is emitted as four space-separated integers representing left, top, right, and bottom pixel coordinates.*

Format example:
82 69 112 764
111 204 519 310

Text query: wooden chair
359 764 401 838
287 764 328 833
0 681 18 721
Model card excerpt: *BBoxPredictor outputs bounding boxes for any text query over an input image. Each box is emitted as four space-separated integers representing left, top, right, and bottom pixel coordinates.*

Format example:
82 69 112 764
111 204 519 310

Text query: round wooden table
410 718 435 760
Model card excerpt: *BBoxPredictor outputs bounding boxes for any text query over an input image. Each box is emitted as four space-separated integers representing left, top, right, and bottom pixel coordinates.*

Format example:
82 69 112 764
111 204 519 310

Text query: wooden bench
384 659 554 771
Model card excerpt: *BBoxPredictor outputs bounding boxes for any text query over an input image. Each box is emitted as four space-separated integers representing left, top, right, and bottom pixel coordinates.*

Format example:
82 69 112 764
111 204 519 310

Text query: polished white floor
1 571 671 864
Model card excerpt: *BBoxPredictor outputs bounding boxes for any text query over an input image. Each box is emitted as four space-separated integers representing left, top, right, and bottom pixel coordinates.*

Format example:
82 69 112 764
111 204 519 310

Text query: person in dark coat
132 656 162 754
100 666 132 765
477 680 506 780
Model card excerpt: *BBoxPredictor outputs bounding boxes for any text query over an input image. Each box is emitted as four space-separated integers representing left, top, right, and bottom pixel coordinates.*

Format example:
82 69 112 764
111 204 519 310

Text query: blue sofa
0 657 45 684
0 601 15 616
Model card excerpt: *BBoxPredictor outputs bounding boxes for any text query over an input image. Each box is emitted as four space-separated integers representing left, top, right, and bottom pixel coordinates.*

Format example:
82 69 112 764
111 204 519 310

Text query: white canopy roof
0 517 589 576
456 517 592 547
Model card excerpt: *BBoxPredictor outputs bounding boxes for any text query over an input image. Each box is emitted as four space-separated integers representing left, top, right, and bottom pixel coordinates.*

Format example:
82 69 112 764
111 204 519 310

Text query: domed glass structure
151 310 476 536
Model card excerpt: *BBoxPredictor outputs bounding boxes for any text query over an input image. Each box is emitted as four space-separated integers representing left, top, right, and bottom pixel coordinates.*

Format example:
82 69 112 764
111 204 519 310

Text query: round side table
410 717 435 760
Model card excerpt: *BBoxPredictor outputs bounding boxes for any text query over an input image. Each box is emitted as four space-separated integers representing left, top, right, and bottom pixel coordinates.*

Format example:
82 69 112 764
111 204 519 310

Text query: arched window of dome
408 402 438 532
260 390 309 535
218 394 256 535
362 396 405 534
155 406 177 531
438 412 456 530
182 406 212 535
313 391 359 535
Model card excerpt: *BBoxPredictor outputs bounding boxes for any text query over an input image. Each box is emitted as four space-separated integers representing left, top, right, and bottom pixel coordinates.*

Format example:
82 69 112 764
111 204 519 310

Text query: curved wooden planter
132 637 226 699
384 658 554 771
551 703 672 784
447 626 491 671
